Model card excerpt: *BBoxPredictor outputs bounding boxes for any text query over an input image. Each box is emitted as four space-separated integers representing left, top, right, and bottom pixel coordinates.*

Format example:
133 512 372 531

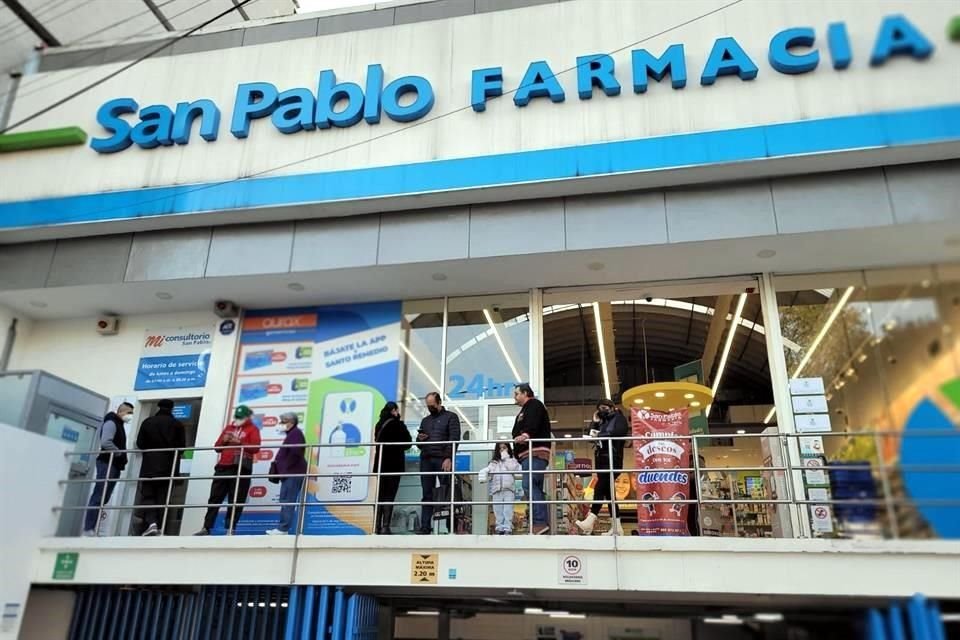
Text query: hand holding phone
417 430 429 442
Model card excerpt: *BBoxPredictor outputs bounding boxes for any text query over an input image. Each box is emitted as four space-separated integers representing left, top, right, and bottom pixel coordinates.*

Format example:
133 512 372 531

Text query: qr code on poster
332 474 352 495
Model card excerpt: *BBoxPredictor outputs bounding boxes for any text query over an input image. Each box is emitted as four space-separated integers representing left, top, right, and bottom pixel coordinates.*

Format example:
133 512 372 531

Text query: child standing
480 443 522 535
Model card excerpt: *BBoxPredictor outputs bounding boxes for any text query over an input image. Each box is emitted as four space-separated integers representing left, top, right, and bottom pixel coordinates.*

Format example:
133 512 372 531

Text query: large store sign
222 302 401 535
91 14 934 154
134 327 213 391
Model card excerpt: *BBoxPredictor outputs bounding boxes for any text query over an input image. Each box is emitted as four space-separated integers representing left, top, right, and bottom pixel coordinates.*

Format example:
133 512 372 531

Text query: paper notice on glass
799 437 825 456
795 413 831 433
810 505 835 533
790 378 825 396
804 469 828 486
792 395 829 414
496 416 516 434
807 487 830 502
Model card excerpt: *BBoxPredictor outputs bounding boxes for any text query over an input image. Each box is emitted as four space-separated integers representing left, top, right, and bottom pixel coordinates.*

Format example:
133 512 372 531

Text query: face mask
500 449 510 459
122 414 133 424
233 417 246 426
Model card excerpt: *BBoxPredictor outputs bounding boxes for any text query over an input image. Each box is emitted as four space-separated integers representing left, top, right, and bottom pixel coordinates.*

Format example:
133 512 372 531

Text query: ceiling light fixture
690 401 701 408
407 610 439 616
754 613 784 623
398 343 476 430
287 282 304 291
634 398 645 405
736 429 746 434
155 292 173 300
705 616 743 625
592 302 612 400
483 308 523 383
684 393 695 399
763 286 855 424
709 293 748 417
550 613 587 620
655 392 665 398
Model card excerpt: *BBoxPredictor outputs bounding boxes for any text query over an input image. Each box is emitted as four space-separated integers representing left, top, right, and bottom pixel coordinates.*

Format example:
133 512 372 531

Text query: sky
297 0 378 13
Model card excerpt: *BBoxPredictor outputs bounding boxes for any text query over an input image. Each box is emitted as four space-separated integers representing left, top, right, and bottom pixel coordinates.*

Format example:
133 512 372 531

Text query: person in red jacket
195 405 261 535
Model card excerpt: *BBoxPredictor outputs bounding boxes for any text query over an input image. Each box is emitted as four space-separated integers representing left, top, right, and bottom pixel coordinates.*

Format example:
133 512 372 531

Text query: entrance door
127 398 201 535
46 406 102 536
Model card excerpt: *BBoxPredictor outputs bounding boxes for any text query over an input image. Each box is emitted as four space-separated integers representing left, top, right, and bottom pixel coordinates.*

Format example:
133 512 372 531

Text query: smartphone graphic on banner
314 391 374 502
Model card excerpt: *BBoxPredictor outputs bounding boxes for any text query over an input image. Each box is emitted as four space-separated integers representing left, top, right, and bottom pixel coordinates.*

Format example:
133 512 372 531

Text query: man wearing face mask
576 399 629 536
195 405 262 535
416 392 461 534
266 412 307 536
135 399 186 536
82 402 134 536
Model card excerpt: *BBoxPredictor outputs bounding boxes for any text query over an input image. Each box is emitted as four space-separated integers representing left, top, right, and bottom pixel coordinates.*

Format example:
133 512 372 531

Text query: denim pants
492 490 515 533
84 459 121 532
278 476 304 533
520 456 548 527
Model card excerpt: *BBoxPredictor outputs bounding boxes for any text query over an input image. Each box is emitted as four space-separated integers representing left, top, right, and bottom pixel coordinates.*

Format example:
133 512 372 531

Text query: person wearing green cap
195 404 262 535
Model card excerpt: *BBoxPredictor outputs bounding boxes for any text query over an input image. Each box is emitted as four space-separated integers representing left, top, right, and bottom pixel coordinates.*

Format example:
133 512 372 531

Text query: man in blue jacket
82 402 134 536
416 392 461 534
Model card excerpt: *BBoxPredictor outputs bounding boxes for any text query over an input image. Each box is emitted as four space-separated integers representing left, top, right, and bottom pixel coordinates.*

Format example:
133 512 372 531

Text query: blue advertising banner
134 327 213 391
214 302 401 535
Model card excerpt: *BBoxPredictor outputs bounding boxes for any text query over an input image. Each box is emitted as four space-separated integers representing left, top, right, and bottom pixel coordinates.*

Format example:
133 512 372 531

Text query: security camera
492 305 501 313
214 300 240 319
645 296 653 303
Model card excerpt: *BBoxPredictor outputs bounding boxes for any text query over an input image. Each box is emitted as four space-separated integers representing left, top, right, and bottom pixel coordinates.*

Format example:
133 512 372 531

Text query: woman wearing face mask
577 399 629 536
479 443 522 535
374 402 412 534
266 412 307 536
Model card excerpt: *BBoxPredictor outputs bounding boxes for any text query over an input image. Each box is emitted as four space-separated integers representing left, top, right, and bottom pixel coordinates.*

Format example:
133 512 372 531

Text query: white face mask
500 449 510 459
233 417 246 426
121 414 133 424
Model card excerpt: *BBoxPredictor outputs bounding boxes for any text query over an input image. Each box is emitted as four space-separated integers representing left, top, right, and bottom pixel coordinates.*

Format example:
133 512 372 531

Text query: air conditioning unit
96 315 120 335
214 300 240 319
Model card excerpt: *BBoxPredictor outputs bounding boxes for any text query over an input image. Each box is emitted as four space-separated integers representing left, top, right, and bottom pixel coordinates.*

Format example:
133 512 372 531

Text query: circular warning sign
559 555 586 585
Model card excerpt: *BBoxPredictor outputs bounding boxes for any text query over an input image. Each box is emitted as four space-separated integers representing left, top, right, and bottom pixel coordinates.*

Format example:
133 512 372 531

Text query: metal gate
66 585 377 640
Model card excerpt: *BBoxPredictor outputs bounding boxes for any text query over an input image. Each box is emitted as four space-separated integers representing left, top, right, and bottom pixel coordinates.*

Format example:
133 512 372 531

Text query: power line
0 0 257 134
8 0 745 222
0 0 230 105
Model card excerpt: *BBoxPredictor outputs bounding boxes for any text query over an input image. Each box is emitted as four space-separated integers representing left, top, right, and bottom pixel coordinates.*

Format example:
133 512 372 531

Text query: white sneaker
142 523 160 537
575 512 598 535
82 530 96 537
602 518 624 536
265 528 287 536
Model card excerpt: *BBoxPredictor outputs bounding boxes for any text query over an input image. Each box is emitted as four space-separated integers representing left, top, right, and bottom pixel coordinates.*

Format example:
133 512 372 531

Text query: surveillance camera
492 305 501 312
645 296 653 303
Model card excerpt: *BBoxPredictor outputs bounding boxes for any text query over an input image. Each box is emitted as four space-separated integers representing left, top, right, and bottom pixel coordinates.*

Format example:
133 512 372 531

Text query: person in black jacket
134 399 186 536
82 402 134 536
512 383 553 534
374 401 412 534
576 399 629 536
416 392 461 534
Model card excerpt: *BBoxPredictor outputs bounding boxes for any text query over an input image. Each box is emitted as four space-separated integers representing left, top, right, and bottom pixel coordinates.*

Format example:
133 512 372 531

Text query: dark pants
591 458 615 517
137 477 174 528
521 456 549 527
278 477 304 533
419 456 450 532
203 464 251 532
84 459 121 532
377 474 401 533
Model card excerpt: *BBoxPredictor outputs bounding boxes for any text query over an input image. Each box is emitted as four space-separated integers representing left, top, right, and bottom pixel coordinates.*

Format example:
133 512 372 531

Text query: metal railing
55 429 960 540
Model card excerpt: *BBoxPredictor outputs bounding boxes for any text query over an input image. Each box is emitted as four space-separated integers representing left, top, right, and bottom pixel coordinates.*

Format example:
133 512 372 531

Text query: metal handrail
61 430 960 539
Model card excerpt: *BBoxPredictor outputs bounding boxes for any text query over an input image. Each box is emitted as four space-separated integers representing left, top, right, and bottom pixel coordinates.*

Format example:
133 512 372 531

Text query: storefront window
774 267 960 540
397 299 444 419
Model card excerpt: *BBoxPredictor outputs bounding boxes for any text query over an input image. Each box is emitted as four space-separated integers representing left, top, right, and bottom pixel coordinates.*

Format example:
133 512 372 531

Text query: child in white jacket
479 443 522 535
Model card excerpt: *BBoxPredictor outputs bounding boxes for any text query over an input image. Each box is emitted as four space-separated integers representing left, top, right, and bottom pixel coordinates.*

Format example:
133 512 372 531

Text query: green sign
52 552 79 580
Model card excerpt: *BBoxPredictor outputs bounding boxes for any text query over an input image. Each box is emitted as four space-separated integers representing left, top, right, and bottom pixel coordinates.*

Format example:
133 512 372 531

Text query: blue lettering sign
471 67 503 112
632 44 686 93
701 37 758 85
769 27 819 74
576 54 621 100
870 14 934 66
513 60 565 107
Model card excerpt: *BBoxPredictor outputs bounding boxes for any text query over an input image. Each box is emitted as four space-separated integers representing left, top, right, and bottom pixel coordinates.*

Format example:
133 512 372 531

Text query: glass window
397 299 445 420
774 267 960 539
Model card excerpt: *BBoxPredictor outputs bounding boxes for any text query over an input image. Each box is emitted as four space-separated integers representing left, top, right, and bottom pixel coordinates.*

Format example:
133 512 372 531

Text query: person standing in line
82 402 134 536
511 383 553 535
576 399 629 536
373 402 412 535
266 412 307 536
416 392 461 535
479 442 522 535
195 405 261 536
135 399 186 537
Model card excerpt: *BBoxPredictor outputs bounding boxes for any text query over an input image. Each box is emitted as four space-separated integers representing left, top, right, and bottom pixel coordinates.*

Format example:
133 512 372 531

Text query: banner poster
215 302 401 535
134 327 212 391
631 407 692 535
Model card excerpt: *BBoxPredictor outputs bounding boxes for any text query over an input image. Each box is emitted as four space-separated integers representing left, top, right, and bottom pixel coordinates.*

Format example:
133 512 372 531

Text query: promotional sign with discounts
632 407 692 536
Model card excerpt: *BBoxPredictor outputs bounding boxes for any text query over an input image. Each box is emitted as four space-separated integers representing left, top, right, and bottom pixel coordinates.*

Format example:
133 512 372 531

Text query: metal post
160 449 178 535
97 450 113 536
438 609 451 640
607 437 617 534
230 445 243 535
872 431 900 539
448 442 456 535
692 435 702 536
374 437 381 534
527 441 534 535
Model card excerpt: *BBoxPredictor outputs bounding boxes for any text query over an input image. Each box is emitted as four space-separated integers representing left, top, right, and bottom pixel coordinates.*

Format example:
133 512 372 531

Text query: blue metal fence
866 594 947 640
66 585 376 640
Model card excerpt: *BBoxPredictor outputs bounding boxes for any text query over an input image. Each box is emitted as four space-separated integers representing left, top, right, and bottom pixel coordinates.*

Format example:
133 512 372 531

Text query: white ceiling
3 221 960 321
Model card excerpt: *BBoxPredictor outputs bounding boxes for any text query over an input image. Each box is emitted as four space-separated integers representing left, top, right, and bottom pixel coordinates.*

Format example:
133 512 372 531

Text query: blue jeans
84 460 121 532
521 456 548 527
277 476 304 533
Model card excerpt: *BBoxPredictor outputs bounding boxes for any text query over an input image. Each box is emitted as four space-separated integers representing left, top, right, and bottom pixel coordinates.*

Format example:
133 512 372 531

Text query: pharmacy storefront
0 0 959 539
